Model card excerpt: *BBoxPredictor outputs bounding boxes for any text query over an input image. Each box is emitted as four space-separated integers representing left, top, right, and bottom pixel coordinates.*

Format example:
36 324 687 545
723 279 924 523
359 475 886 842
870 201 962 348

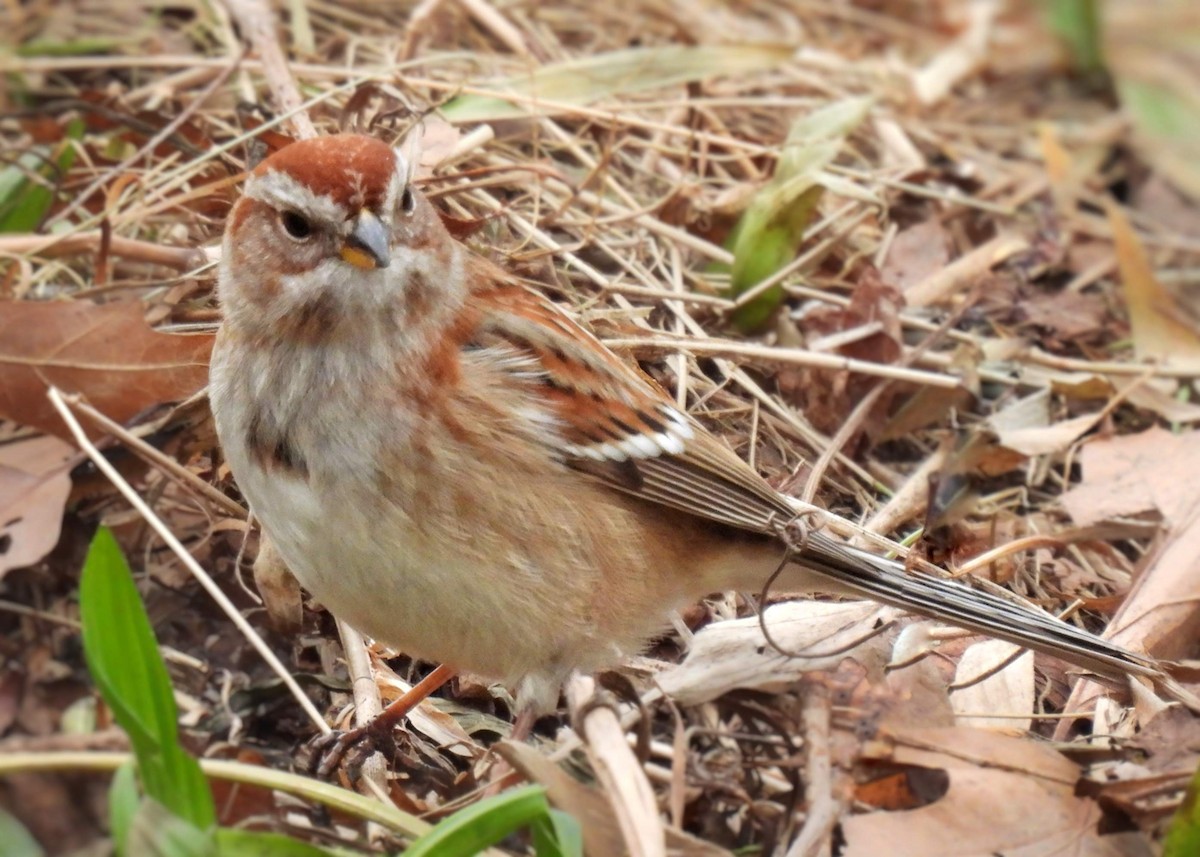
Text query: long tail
794 531 1159 682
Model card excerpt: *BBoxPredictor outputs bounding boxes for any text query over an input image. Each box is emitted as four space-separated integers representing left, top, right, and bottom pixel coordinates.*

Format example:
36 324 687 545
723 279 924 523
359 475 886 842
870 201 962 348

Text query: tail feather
795 532 1159 682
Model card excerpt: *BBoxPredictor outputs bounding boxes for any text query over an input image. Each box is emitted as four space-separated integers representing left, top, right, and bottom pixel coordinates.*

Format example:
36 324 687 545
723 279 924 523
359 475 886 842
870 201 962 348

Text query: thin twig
47 387 329 735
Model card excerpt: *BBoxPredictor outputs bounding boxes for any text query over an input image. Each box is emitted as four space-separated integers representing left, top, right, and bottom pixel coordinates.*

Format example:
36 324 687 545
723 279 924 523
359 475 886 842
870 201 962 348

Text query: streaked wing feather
473 277 1165 686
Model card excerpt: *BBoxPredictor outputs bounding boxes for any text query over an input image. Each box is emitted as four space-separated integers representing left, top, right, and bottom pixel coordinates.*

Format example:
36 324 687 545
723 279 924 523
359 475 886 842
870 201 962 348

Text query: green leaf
400 785 561 857
1045 0 1105 73
0 118 83 233
110 759 140 856
531 809 583 857
441 44 793 123
214 829 336 856
80 528 216 830
1166 760 1200 856
723 96 873 332
126 799 216 857
0 808 45 857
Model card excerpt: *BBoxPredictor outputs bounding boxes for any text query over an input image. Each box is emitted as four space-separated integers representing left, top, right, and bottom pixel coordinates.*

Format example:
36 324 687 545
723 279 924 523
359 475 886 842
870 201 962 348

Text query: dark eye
400 187 416 215
280 210 313 240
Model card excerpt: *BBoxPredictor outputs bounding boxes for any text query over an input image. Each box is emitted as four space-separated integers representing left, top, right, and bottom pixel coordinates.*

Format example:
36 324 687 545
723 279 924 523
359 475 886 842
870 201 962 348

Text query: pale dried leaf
880 220 951 291
0 435 73 576
1061 427 1200 527
441 44 795 123
1060 428 1200 665
949 642 1034 733
657 601 898 706
1108 201 1200 370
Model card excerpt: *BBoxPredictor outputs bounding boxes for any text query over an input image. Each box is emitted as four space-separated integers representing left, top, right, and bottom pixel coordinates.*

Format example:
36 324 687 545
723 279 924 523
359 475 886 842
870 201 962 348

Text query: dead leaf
0 300 214 440
251 534 302 636
657 601 899 706
844 726 1147 857
1017 290 1109 342
881 220 951 292
1059 429 1200 696
0 435 74 577
415 117 462 176
1109 200 1200 370
1061 427 1200 527
987 388 1102 457
949 643 1034 733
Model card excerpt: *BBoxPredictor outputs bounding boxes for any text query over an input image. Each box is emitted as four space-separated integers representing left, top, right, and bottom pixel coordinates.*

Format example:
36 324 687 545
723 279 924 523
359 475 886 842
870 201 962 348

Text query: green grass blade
126 799 216 857
400 785 558 857
0 808 45 857
109 758 140 856
79 528 216 830
1045 0 1104 74
724 96 873 332
0 118 82 233
1165 761 1200 856
531 809 583 857
441 44 792 123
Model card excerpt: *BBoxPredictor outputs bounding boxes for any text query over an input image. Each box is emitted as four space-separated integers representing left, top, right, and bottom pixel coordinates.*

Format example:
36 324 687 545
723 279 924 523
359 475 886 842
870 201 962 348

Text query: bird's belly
236 460 610 685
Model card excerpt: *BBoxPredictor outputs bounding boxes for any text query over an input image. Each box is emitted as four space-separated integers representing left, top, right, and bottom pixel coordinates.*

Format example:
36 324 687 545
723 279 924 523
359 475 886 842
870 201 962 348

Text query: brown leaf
0 300 214 440
845 727 1144 857
251 533 303 636
1059 428 1200 664
1061 427 1200 527
0 435 74 577
880 220 950 292
1109 200 1200 370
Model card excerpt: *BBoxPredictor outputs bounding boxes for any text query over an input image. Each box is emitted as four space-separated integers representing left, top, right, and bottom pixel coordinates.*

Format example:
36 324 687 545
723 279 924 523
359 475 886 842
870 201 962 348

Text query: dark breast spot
246 410 309 479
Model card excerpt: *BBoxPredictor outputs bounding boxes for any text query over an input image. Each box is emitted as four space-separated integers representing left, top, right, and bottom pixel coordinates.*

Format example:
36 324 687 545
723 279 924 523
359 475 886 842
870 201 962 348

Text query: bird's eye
280 210 313 240
400 187 416 216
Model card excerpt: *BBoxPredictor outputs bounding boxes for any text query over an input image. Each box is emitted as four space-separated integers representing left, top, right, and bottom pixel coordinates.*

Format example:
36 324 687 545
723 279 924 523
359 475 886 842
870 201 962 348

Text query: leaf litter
1 0 1199 854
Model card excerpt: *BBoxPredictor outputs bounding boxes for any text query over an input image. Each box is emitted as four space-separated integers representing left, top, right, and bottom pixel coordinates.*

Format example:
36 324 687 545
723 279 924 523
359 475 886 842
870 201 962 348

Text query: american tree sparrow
209 135 1159 759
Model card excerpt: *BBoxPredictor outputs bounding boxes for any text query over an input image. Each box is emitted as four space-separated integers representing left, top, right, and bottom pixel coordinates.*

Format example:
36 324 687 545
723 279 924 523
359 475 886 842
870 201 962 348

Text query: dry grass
3 0 1200 853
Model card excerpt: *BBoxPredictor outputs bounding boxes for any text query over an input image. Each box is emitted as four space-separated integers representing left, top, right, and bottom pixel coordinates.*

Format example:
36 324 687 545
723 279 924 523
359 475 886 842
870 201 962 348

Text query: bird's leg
311 662 456 779
509 705 539 743
482 705 540 795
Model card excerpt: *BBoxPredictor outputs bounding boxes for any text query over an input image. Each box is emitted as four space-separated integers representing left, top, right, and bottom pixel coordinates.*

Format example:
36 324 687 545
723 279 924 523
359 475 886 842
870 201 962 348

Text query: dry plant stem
398 0 447 61
223 0 317 140
731 367 880 491
861 442 948 540
1025 348 1200 380
49 51 244 228
905 233 1029 307
69 397 246 518
459 0 532 59
46 387 329 735
0 232 206 270
316 662 457 781
335 618 390 803
801 383 890 506
785 682 839 857
567 674 665 857
605 335 961 389
804 292 971 505
0 751 436 841
954 535 1068 579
